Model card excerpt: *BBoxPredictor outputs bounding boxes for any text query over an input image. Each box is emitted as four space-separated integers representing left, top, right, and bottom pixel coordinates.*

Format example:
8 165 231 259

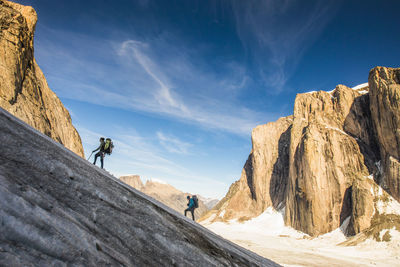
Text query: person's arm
92 144 101 152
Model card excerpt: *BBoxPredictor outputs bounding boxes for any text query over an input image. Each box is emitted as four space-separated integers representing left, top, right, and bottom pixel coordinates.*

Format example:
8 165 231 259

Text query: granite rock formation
0 0 84 157
203 67 400 238
369 67 400 202
120 175 209 219
203 116 293 223
0 108 278 266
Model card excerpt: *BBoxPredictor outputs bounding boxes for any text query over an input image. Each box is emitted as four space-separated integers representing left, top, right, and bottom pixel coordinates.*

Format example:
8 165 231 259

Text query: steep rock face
120 175 209 219
202 116 293 222
205 67 400 237
285 85 371 235
0 109 278 266
369 67 400 201
348 177 375 235
342 177 400 245
0 0 84 157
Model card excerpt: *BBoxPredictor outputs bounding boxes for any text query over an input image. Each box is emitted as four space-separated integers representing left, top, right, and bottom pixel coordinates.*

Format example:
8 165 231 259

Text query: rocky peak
119 175 144 190
0 0 84 157
204 67 400 238
4 0 36 32
201 116 293 223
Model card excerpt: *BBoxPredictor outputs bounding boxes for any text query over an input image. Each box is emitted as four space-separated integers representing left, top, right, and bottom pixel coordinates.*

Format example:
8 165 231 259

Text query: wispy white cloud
156 132 192 155
114 39 274 136
37 26 274 137
229 0 340 92
118 40 189 114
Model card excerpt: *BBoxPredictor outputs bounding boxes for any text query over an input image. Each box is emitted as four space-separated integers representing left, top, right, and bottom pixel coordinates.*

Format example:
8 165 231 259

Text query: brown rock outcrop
369 67 400 201
348 178 375 235
119 175 143 191
285 85 371 236
202 116 293 222
0 0 84 157
205 67 400 237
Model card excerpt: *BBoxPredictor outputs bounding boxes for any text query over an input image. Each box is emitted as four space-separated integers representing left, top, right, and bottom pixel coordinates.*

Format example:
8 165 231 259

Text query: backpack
192 195 199 208
104 138 114 155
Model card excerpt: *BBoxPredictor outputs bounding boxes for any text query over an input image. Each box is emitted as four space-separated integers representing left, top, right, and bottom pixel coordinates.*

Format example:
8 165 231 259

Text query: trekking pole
87 152 94 160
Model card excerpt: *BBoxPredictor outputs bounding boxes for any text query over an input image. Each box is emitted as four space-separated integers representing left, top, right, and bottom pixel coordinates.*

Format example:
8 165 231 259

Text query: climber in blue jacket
184 196 195 221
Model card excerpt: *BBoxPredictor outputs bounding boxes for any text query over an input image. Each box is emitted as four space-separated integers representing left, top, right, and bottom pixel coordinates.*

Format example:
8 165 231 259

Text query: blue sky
13 0 400 198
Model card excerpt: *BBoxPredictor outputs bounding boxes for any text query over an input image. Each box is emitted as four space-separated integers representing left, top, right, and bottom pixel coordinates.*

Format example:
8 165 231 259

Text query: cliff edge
0 0 84 157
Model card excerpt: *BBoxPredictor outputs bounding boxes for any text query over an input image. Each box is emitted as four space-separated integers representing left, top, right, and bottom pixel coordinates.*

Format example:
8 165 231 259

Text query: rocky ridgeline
0 0 84 157
203 67 400 238
0 108 278 266
119 175 210 219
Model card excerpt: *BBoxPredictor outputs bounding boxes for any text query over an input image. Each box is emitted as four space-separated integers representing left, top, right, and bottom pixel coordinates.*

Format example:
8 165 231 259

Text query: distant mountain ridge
119 175 217 219
0 0 84 157
202 66 400 240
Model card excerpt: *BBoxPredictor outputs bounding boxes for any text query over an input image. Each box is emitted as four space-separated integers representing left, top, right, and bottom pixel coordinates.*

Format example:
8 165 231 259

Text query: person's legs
93 152 101 165
100 153 104 169
190 208 195 221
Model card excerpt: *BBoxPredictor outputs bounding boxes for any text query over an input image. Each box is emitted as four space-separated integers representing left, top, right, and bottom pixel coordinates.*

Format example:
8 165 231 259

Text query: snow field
202 207 400 266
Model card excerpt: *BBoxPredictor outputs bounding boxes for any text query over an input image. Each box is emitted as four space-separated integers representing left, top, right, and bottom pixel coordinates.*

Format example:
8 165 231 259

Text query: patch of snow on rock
315 217 349 244
219 210 226 218
324 125 349 136
149 178 168 184
359 228 400 258
352 83 368 90
376 193 400 215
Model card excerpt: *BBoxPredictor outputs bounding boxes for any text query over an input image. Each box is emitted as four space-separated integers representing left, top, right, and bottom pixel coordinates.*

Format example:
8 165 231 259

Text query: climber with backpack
104 138 114 155
184 195 198 221
92 137 114 169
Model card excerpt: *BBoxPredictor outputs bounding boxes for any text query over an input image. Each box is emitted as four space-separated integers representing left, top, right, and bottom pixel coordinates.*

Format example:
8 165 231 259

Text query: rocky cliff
369 67 400 202
0 0 84 157
203 67 400 238
120 175 209 220
204 116 293 223
0 108 278 266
